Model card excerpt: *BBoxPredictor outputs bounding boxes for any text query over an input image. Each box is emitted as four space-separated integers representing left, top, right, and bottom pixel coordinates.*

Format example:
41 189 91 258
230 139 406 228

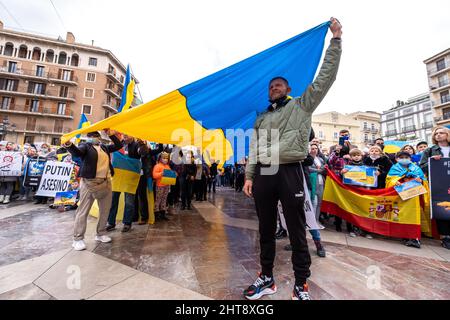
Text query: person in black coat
363 145 393 189
180 150 197 210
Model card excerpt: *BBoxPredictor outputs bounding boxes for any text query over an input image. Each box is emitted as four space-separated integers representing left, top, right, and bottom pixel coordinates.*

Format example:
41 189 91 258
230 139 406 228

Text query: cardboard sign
36 161 74 197
0 151 23 176
394 180 427 201
54 191 78 205
343 165 378 188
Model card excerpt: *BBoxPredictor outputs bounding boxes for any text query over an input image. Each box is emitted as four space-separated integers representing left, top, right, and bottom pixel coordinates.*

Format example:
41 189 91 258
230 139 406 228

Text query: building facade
380 93 433 142
424 48 450 127
0 21 135 145
312 111 381 152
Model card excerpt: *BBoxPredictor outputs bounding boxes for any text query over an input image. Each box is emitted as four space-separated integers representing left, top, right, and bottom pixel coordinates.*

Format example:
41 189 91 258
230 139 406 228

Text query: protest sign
0 151 23 176
394 180 427 201
36 161 74 197
343 165 378 188
23 158 47 187
429 158 450 220
54 191 78 205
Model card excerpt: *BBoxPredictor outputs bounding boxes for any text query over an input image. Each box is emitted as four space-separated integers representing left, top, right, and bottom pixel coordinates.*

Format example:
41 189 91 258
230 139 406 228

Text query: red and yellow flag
321 168 421 239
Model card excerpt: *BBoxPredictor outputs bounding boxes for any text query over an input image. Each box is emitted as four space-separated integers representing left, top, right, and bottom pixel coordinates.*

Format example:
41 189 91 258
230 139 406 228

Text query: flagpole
129 64 144 103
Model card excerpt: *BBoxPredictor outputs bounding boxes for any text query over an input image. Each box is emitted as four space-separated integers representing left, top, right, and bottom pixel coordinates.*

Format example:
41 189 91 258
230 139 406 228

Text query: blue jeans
309 229 321 241
108 191 135 226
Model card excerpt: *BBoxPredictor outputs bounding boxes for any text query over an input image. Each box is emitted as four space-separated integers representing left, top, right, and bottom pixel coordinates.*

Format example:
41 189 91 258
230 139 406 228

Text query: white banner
36 161 74 197
278 170 323 231
0 151 23 176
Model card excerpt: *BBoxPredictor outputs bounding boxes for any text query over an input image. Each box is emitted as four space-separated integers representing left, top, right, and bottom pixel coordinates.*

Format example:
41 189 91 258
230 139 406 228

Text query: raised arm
300 17 342 113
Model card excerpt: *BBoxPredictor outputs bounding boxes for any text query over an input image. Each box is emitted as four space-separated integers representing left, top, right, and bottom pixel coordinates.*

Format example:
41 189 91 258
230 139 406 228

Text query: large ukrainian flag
62 22 330 164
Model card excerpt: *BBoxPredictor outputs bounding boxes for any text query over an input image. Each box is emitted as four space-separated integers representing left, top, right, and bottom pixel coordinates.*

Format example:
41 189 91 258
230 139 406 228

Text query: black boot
275 228 287 240
314 240 326 258
161 211 170 221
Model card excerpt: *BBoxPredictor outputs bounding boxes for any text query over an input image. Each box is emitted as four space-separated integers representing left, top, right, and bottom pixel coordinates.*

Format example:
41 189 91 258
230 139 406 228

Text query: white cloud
1 0 449 114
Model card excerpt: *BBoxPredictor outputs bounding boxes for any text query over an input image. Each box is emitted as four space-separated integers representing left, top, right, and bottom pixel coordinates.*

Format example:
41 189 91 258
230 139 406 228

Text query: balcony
0 84 76 102
106 72 123 85
402 125 416 133
429 79 450 93
0 104 73 119
105 88 121 99
371 128 379 134
0 67 78 85
45 89 76 102
102 100 119 113
385 129 397 136
15 126 73 135
427 65 450 77
422 121 433 129
362 127 371 133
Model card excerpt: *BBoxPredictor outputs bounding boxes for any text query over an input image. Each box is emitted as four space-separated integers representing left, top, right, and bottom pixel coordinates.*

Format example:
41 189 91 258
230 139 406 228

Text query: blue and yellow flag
111 152 141 194
62 22 330 164
118 64 135 113
75 114 90 143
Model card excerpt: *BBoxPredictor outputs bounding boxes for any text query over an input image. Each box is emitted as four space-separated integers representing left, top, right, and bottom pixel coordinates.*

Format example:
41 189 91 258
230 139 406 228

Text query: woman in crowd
0 142 20 204
19 145 38 201
420 126 450 250
34 143 57 204
180 150 196 210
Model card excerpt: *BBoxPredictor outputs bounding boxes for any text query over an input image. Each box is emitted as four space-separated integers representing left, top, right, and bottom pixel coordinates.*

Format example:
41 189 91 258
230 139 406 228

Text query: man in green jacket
243 17 342 301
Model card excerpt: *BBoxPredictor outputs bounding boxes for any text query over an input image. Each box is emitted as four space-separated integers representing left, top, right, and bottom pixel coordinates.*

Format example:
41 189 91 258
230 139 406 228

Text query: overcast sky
1 0 449 114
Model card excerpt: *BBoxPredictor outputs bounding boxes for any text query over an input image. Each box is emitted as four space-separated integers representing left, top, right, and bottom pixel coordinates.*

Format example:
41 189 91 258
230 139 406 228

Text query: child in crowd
386 151 427 249
153 152 173 221
340 148 367 238
363 145 392 189
412 141 428 165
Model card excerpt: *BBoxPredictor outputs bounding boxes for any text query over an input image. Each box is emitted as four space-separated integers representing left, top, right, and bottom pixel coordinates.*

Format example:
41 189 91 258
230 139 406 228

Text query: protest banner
23 158 47 187
429 158 450 220
54 191 78 205
343 165 378 188
0 151 23 176
36 161 74 197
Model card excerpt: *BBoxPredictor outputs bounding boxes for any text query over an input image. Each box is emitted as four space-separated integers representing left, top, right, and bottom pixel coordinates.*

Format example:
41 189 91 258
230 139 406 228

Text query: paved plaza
0 188 449 300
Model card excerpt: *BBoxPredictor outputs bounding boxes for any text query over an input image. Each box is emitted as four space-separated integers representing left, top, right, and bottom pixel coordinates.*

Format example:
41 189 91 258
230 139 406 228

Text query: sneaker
292 283 311 300
72 240 86 251
0 195 4 202
121 225 132 233
405 239 421 249
365 233 373 239
349 232 357 238
95 235 112 243
275 229 288 239
243 273 277 300
314 240 326 258
105 224 116 232
3 195 10 204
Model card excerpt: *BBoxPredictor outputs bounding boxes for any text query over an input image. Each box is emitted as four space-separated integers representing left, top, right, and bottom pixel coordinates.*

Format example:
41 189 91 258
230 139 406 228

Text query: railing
0 104 73 117
385 130 397 136
427 64 449 75
422 121 433 129
441 95 450 104
45 89 76 100
0 67 78 82
402 125 416 133
371 128 379 134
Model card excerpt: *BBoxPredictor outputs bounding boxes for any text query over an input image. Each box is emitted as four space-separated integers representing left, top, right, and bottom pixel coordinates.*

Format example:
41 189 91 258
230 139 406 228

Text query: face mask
370 155 380 160
86 138 100 145
397 159 411 166
41 148 48 153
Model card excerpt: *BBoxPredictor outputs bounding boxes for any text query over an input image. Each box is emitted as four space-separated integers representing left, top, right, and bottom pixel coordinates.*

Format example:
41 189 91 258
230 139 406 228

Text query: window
54 119 64 133
1 97 11 109
438 74 449 87
386 113 395 120
84 88 94 98
443 107 450 121
107 80 114 89
371 123 375 130
32 83 44 95
424 113 432 123
62 70 72 81
364 134 368 142
372 134 376 141
4 43 14 56
71 54 79 67
18 45 28 59
59 86 68 98
36 66 45 77
57 102 66 115
403 107 413 115
86 72 96 82
7 61 17 73
333 132 338 140
5 79 18 91
404 117 414 128
30 100 39 112
24 136 34 144
363 122 368 130
104 110 110 118
51 137 60 146
58 52 67 65
387 122 395 131
26 117 36 131
106 95 112 104
88 57 97 66
318 131 323 138
82 105 92 115
45 49 54 63
108 64 114 74
436 58 446 71
441 90 450 104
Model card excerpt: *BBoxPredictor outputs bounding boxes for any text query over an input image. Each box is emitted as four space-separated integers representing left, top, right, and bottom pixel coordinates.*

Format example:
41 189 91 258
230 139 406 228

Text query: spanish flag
61 21 330 165
321 168 421 239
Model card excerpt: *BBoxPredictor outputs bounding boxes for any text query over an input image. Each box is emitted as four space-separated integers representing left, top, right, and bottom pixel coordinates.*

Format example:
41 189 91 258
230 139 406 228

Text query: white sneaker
349 232 357 238
3 196 10 204
72 240 86 251
365 234 373 239
0 195 4 203
95 235 112 243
